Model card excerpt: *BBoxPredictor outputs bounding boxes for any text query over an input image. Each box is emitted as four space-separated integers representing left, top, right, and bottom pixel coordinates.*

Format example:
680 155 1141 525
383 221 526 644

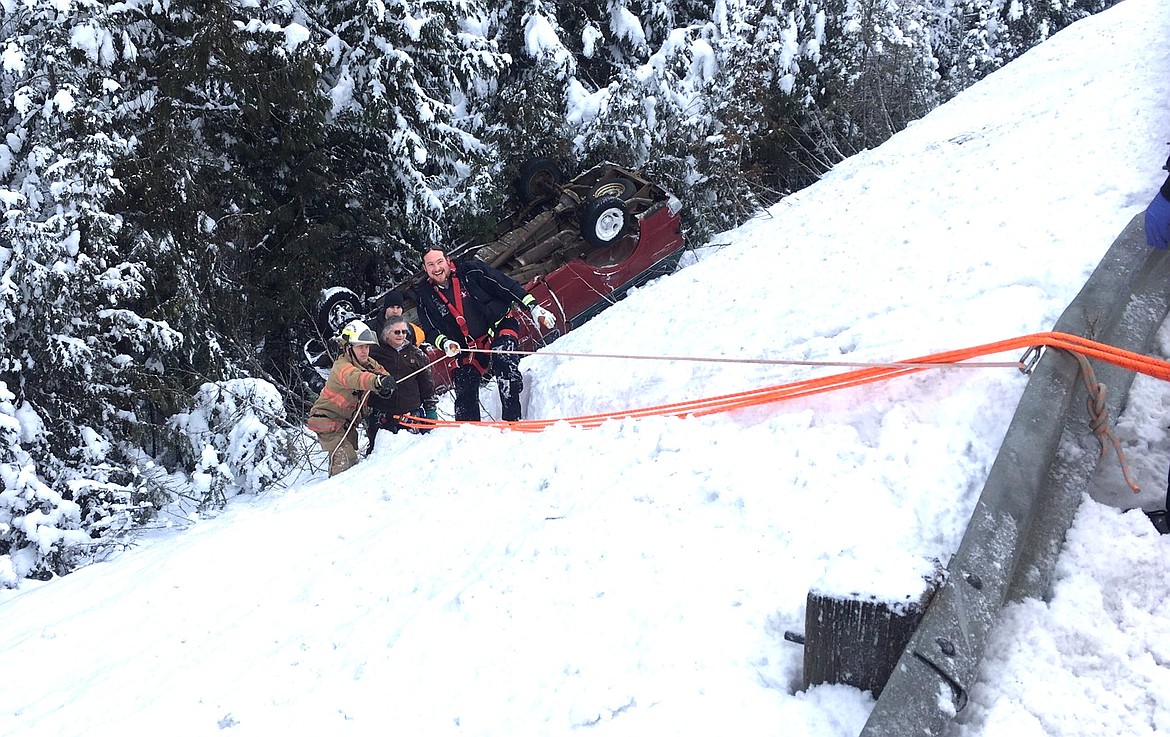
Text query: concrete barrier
860 213 1170 736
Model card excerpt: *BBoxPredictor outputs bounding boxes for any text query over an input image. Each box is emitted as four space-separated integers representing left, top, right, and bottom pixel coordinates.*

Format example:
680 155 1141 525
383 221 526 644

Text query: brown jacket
307 351 387 434
368 342 436 416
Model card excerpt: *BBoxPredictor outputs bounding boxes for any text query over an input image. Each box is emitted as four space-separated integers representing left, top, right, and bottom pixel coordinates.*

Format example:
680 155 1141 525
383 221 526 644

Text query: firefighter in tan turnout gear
308 319 395 476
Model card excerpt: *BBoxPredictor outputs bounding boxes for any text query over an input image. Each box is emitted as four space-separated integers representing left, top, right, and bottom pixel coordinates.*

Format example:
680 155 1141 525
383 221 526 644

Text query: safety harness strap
432 269 491 375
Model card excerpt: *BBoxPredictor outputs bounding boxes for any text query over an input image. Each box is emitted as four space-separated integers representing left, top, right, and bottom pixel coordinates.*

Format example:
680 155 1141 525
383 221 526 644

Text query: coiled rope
400 331 1170 492
1066 352 1140 493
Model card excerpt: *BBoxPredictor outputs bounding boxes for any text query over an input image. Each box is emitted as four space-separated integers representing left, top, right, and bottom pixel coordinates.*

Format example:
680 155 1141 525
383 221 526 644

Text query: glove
530 304 556 329
376 375 396 398
442 339 461 357
1145 190 1170 250
423 407 438 421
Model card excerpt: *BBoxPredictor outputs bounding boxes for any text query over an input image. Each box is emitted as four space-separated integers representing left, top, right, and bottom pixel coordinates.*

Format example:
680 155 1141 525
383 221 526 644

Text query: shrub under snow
169 378 302 506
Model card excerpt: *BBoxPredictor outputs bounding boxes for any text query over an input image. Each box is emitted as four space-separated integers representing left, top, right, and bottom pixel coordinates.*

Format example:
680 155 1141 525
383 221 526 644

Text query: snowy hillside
2 1 1169 735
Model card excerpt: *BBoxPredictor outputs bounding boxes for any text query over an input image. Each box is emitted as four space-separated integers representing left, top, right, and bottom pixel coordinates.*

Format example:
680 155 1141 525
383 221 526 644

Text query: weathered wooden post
801 554 945 695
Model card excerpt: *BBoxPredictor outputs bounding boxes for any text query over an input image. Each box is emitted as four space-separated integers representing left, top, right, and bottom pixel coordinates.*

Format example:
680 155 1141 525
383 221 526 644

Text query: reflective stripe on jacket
307 351 387 434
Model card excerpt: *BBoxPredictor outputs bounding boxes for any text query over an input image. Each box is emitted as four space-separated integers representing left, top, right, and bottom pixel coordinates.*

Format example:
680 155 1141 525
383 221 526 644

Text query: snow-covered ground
3 1 1169 735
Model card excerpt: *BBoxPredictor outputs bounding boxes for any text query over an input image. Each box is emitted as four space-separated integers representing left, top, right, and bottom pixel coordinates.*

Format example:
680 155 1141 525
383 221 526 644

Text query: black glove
376 375 396 397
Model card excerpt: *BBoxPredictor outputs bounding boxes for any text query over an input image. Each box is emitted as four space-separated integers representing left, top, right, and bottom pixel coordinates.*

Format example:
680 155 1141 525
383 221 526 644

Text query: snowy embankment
2 2 1170 736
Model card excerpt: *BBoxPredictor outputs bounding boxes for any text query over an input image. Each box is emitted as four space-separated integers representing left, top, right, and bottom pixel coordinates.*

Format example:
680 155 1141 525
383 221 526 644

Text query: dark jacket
413 257 535 348
368 342 436 416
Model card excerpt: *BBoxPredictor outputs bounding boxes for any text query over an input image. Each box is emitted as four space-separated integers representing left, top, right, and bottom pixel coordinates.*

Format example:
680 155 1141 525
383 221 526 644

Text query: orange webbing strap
402 332 1170 438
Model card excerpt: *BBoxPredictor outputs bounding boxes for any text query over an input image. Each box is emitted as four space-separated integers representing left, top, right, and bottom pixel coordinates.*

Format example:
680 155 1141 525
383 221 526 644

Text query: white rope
452 346 1024 371
397 353 450 382
329 390 371 467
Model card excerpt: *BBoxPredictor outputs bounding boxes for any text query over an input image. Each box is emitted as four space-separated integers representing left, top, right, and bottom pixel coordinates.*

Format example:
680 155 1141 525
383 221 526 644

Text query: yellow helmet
340 319 378 346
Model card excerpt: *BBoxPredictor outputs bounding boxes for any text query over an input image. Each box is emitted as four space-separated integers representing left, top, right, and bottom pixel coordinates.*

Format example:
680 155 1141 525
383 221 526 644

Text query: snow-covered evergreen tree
306 0 508 254
945 0 1119 91
786 0 940 161
0 0 184 581
0 381 93 584
478 0 576 189
560 0 793 238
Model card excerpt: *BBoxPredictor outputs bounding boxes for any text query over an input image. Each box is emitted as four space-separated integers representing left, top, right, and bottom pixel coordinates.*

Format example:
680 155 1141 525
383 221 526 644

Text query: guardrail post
801 557 944 695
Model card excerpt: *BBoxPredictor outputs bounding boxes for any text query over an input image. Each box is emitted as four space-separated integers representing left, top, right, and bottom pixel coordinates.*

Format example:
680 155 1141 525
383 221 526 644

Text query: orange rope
403 333 1170 449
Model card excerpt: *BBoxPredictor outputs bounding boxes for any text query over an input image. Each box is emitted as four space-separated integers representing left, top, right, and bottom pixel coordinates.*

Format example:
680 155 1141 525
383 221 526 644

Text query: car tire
588 177 637 201
580 196 632 248
315 287 363 337
516 157 564 204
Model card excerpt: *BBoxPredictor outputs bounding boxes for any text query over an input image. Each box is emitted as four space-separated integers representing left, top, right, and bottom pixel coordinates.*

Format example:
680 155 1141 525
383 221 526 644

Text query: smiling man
413 248 556 422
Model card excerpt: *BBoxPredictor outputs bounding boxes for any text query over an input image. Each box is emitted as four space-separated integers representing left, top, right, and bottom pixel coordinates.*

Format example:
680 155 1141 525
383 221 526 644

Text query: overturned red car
307 160 686 394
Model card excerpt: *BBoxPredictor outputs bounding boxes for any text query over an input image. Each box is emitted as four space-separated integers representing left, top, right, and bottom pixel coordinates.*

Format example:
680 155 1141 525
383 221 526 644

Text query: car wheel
580 196 632 248
315 287 362 337
516 157 564 204
589 177 636 201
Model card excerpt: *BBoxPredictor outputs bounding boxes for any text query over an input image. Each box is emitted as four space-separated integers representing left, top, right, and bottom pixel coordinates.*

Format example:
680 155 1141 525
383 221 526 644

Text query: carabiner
1018 345 1043 375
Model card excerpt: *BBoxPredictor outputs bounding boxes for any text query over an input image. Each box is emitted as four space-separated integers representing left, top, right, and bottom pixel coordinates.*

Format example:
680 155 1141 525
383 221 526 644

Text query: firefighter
307 319 395 476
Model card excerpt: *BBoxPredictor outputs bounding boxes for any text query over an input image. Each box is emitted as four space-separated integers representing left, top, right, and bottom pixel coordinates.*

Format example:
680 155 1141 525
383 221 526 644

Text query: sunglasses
390 329 409 335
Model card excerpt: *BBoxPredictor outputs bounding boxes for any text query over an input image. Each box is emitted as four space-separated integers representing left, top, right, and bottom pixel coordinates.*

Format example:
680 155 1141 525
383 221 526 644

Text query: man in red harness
413 248 556 421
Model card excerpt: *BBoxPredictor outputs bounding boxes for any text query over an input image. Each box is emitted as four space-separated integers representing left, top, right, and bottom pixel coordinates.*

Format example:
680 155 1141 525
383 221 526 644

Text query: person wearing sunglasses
365 315 439 450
